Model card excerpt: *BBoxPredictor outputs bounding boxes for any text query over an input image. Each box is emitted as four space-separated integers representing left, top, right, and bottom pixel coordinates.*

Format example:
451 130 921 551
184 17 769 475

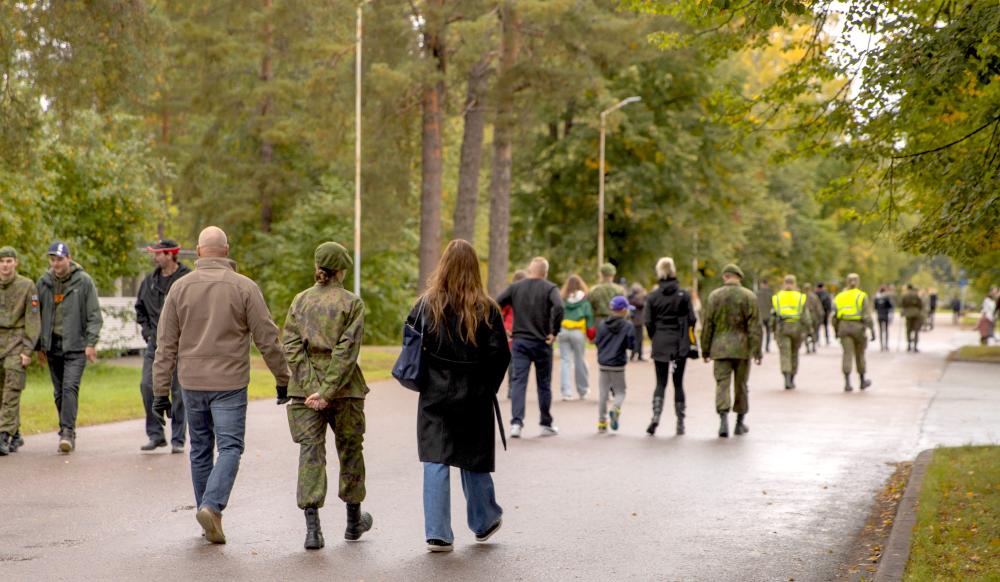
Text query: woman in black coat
643 257 697 436
406 239 510 553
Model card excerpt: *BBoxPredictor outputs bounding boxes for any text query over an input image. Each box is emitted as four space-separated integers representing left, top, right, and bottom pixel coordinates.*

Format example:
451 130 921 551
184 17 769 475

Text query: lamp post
354 2 365 298
598 96 641 273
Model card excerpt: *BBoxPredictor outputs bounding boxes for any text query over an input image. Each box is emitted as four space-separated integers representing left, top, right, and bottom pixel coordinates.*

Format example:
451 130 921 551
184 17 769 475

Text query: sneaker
597 420 608 433
196 506 226 544
540 425 559 437
578 391 589 400
58 435 74 454
475 518 502 542
561 395 574 402
510 424 522 439
140 439 167 451
171 444 185 454
426 538 453 552
609 407 621 431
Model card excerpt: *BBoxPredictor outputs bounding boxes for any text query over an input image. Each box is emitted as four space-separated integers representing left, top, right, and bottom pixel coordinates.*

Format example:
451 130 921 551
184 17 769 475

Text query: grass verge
904 445 1000 581
19 347 399 435
947 345 1000 364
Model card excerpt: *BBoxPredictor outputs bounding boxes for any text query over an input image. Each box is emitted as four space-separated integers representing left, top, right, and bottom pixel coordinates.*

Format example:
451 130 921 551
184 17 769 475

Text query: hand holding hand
152 395 172 426
276 385 290 405
85 346 98 363
305 393 329 411
19 354 31 368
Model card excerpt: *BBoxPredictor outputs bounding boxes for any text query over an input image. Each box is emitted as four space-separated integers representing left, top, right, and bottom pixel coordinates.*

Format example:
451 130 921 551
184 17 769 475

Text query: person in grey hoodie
595 296 635 433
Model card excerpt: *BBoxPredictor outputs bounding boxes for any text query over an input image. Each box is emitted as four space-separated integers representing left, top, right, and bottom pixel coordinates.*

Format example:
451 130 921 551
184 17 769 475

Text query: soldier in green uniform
0 247 41 455
772 275 812 390
589 263 626 325
900 284 924 352
802 282 823 353
833 273 876 391
701 264 762 438
282 242 373 550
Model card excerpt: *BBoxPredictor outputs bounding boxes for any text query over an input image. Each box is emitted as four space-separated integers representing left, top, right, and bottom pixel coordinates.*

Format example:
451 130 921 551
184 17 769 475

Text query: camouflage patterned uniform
833 289 875 377
804 289 824 352
701 275 762 414
772 290 812 376
0 249 41 447
283 267 369 509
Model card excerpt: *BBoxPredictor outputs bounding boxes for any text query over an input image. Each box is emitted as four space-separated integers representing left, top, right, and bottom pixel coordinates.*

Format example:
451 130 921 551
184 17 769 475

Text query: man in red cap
135 239 191 453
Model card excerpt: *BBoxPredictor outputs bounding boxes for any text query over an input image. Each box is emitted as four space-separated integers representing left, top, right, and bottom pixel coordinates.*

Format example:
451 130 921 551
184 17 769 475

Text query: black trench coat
407 303 511 473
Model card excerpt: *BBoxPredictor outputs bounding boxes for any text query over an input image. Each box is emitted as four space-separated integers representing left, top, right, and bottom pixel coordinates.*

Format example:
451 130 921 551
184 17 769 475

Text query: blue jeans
509 338 554 427
140 342 185 445
557 329 588 398
182 388 247 514
423 462 502 543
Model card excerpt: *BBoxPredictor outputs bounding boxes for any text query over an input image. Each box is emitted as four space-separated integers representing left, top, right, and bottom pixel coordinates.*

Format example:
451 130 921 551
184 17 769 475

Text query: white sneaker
540 425 559 437
510 424 522 438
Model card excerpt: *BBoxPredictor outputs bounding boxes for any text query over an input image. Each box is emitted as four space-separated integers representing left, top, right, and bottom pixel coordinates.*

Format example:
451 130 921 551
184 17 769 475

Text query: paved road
1 321 995 581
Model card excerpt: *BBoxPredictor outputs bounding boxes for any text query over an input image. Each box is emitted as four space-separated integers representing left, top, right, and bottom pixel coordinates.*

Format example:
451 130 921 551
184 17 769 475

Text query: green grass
19 347 399 435
949 346 1000 363
904 445 1000 582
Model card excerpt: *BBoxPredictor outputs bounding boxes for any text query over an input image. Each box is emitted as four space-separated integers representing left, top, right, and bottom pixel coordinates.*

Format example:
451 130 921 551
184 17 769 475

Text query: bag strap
493 395 507 451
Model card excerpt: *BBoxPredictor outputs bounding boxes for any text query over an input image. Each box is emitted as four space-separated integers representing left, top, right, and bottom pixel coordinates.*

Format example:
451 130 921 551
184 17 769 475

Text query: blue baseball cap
47 241 70 257
609 295 634 312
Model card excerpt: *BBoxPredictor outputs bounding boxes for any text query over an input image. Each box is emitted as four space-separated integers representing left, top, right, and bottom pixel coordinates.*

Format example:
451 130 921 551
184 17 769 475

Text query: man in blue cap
36 241 103 453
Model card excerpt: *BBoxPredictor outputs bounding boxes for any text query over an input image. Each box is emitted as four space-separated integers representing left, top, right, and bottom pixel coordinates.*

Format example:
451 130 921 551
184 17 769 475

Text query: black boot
345 503 373 541
718 413 729 438
860 374 872 390
647 396 663 436
10 432 23 452
844 373 853 392
734 414 749 435
783 373 793 390
304 508 324 550
0 432 9 456
790 373 796 389
675 402 685 436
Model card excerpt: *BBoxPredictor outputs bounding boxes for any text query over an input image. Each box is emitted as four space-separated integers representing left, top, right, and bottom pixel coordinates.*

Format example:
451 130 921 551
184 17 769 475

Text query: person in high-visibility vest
833 273 876 391
771 275 813 390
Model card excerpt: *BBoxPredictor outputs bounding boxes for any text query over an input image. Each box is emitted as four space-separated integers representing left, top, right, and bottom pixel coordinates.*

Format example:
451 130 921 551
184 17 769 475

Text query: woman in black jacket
643 257 697 436
406 239 511 553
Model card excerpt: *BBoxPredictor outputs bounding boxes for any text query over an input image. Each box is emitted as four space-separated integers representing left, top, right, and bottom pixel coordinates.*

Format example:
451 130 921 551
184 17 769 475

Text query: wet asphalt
1 320 994 581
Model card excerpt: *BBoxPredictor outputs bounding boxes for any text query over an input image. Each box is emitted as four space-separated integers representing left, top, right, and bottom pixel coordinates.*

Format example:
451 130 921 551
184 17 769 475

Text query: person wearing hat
152 226 289 544
594 295 636 433
135 239 191 453
700 263 762 438
281 241 373 549
36 241 103 454
588 263 626 327
0 247 41 455
833 273 876 391
772 275 812 390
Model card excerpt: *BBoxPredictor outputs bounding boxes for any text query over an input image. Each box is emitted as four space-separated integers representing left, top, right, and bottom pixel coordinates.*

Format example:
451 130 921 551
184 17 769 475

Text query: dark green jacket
36 263 103 352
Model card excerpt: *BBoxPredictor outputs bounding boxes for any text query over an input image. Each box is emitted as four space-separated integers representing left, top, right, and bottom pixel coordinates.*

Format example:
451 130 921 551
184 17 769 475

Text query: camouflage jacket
282 280 369 401
805 291 824 324
0 274 41 360
701 282 762 360
589 282 626 319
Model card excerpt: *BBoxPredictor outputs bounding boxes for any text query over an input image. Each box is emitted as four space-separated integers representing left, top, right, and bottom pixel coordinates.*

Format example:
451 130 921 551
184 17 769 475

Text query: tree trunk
418 0 446 291
488 1 519 297
452 56 491 244
259 0 274 233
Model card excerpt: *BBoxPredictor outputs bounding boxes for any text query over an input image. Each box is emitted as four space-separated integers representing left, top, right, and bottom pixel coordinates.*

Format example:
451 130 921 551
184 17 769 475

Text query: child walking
595 296 636 433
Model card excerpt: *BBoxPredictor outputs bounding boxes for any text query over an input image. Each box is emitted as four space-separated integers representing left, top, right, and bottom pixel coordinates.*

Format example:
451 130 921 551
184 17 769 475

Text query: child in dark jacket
595 296 636 433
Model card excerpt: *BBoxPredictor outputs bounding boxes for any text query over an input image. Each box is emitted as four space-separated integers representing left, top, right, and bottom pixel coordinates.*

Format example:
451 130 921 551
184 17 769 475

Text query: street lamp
598 96 641 273
353 2 367 298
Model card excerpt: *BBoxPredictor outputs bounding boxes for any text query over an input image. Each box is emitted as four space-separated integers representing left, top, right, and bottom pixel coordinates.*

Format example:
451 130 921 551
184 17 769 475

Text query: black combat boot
860 374 872 390
0 432 9 456
783 373 793 390
344 503 373 541
734 414 749 435
790 373 797 389
844 373 854 392
718 413 729 438
304 508 324 550
675 402 685 436
10 432 23 452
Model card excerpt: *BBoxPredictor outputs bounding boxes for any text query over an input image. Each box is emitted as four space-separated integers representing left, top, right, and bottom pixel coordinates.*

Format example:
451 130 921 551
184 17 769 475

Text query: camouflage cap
722 263 744 279
0 246 16 260
599 262 617 277
315 242 352 272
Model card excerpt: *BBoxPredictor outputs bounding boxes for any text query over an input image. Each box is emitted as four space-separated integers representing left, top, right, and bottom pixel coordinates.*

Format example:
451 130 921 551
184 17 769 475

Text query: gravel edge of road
873 448 934 582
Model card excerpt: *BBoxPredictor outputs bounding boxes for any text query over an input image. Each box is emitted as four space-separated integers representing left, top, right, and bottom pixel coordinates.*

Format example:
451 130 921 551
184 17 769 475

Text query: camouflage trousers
838 321 868 375
776 322 805 375
714 358 749 414
287 398 366 509
0 356 26 434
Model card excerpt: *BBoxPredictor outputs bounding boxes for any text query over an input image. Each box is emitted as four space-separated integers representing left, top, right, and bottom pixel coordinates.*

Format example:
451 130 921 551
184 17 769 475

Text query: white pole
596 96 641 274
354 3 363 298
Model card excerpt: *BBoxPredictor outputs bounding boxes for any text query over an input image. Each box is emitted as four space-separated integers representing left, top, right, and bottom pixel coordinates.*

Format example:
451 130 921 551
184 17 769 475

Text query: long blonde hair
420 240 497 346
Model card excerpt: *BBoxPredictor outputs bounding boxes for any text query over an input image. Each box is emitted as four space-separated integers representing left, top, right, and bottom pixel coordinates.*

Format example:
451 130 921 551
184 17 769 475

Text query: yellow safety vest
772 290 806 322
835 288 867 320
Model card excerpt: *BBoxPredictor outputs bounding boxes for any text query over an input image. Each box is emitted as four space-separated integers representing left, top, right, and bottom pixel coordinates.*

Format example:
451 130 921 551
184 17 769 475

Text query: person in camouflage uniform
833 273 876 391
589 263 626 325
802 282 823 353
0 247 41 455
772 275 812 390
701 263 762 438
282 242 373 550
